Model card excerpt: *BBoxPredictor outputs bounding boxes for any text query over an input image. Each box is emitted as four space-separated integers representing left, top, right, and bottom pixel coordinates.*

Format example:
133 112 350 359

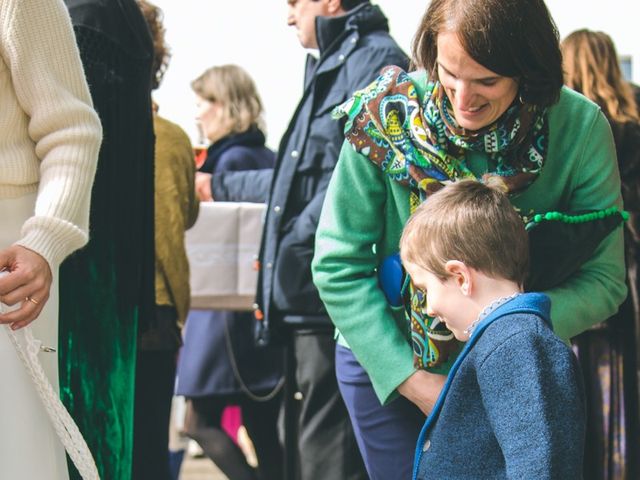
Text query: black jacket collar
315 3 388 56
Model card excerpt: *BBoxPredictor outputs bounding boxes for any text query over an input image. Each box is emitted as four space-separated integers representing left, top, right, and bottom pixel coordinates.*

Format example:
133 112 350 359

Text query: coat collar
304 3 389 80
315 3 388 56
477 292 551 331
199 127 266 174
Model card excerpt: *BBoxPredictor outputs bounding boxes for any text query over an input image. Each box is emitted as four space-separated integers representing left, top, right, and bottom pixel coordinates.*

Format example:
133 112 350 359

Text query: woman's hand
0 246 52 330
397 369 446 415
195 172 213 201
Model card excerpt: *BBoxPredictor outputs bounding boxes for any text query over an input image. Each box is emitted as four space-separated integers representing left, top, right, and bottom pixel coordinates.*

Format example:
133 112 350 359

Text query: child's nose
425 303 435 317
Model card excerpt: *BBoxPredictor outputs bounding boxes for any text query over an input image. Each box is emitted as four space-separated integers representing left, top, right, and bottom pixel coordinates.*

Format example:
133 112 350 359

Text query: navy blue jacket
176 136 282 397
414 293 585 480
199 128 274 175
211 3 408 343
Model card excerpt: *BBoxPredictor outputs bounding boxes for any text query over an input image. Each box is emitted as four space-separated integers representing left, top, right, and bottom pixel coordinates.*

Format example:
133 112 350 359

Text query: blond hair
400 180 529 286
191 64 266 134
562 29 639 124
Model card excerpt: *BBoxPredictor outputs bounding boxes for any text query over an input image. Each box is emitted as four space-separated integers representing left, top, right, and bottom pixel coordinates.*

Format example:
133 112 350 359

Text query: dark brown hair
562 29 639 124
137 0 170 91
400 180 529 286
411 0 563 108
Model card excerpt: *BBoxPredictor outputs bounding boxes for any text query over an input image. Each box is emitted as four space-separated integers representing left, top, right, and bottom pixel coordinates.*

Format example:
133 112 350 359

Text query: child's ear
444 260 472 295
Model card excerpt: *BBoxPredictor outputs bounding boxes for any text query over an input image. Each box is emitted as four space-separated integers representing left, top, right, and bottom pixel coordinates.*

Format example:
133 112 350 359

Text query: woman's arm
1 0 101 265
0 0 101 328
312 141 418 404
545 111 626 340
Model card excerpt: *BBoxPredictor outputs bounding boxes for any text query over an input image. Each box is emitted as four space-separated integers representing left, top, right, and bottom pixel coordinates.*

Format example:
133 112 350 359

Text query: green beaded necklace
525 207 629 231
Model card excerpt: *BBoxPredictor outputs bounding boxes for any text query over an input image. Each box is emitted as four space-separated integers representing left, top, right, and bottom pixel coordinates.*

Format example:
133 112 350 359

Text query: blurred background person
0 0 101 478
562 29 640 480
133 2 199 479
176 64 283 480
60 0 155 478
197 2 408 477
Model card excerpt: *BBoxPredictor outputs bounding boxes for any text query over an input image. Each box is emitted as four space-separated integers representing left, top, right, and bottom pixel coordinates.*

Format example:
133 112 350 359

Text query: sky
151 0 640 149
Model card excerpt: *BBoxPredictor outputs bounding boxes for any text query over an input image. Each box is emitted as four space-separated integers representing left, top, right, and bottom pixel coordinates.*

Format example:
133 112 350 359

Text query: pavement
179 455 228 480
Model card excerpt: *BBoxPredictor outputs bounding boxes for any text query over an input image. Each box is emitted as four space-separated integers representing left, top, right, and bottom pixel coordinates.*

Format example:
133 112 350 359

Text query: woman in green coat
312 0 626 478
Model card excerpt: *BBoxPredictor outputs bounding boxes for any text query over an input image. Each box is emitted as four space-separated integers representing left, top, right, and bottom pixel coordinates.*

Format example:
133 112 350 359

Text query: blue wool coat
176 135 283 397
414 293 585 479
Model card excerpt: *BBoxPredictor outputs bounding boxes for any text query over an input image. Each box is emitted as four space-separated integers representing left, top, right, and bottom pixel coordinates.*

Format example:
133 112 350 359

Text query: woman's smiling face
436 31 519 131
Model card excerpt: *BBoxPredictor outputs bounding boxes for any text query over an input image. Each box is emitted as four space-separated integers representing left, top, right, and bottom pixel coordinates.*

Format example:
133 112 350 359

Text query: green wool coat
312 77 627 404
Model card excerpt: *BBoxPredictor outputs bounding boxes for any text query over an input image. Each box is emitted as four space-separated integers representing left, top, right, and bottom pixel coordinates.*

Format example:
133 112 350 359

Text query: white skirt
0 193 69 480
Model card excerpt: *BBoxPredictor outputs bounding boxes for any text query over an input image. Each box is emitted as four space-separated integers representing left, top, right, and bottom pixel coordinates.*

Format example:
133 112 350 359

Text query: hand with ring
0 245 52 330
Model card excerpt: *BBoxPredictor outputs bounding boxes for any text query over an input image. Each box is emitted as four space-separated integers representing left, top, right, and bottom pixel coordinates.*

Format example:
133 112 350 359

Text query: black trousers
132 349 176 480
132 305 181 480
289 330 367 480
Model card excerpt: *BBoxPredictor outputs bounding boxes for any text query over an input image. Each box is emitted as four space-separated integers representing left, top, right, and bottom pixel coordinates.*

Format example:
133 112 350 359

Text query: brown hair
400 180 529 286
411 0 563 108
137 0 170 90
562 29 639 124
191 65 266 135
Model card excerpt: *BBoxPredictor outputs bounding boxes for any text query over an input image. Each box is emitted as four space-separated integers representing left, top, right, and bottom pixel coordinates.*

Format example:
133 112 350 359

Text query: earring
518 84 527 105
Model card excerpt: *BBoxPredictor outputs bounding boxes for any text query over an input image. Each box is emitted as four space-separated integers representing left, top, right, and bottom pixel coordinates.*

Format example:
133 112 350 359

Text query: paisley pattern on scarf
333 65 549 369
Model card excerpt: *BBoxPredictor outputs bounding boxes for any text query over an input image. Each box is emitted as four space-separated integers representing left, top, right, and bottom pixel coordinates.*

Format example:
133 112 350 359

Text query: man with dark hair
195 0 408 478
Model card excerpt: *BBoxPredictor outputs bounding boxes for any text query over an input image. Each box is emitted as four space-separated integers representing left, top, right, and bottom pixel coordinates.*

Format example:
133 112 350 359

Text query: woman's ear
445 260 472 296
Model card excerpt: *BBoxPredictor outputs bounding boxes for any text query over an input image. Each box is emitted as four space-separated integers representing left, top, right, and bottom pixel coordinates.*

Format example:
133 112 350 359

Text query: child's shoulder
472 309 564 361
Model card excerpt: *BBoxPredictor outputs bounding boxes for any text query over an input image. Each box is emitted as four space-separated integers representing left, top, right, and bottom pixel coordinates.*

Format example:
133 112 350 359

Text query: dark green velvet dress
59 1 155 479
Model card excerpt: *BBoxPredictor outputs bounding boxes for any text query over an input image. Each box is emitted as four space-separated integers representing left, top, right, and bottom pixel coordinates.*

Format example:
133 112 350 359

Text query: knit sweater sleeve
0 0 102 268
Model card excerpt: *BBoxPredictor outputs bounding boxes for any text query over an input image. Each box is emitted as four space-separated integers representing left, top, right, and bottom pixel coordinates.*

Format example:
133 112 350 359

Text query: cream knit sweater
0 0 102 268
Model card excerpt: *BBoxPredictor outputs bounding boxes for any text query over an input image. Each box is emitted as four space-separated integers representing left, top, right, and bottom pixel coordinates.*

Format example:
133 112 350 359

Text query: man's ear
327 0 346 15
445 260 472 295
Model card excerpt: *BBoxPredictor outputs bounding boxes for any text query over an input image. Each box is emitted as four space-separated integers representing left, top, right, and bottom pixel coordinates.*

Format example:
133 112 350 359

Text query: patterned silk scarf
333 66 548 369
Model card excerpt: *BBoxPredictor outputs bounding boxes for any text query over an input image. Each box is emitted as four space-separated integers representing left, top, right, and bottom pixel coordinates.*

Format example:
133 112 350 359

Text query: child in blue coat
400 180 586 479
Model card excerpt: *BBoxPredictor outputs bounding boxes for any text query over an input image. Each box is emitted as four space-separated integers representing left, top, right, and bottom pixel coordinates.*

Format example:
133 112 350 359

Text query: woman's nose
453 81 476 109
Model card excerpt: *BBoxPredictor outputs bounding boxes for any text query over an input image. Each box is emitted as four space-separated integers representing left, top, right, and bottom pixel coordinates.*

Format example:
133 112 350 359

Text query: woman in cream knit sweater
0 0 102 478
